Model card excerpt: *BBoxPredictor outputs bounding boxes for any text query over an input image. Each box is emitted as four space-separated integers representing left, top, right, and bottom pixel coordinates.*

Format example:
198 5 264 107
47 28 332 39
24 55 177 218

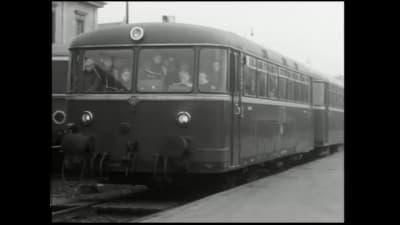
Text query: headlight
81 111 94 126
177 111 191 127
130 26 144 41
52 110 66 125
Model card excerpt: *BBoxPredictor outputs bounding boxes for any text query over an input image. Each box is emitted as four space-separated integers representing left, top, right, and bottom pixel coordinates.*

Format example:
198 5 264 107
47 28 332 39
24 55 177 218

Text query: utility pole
125 1 129 24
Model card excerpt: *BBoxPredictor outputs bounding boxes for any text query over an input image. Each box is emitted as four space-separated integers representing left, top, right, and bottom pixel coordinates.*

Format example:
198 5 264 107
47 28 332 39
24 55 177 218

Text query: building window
75 10 87 36
76 19 84 35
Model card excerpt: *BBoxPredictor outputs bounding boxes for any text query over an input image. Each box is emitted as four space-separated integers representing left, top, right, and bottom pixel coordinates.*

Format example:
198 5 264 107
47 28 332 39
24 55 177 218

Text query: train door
230 50 241 166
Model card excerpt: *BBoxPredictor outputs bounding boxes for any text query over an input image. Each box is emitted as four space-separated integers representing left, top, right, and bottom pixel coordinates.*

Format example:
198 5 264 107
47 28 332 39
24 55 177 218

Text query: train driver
144 54 166 79
82 57 102 92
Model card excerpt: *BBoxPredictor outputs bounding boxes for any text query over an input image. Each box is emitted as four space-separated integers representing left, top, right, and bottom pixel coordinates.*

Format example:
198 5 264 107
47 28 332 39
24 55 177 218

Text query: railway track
51 185 213 223
51 147 342 222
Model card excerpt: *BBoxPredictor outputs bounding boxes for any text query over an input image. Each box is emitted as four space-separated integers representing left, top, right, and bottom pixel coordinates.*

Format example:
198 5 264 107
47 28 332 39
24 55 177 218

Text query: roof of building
70 22 335 83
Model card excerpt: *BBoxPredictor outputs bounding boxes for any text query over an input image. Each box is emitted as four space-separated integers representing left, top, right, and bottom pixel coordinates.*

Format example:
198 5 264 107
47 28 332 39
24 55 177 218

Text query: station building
52 1 106 93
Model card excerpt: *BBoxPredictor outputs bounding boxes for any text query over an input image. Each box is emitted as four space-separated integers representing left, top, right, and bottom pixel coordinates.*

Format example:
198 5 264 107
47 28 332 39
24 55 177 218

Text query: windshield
71 49 133 93
137 48 194 92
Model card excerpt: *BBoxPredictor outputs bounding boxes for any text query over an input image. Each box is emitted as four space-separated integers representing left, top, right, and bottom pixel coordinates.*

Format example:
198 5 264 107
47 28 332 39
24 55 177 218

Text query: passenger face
103 58 113 70
84 58 95 71
153 55 162 64
213 62 221 72
199 73 208 85
179 71 190 83
121 70 131 82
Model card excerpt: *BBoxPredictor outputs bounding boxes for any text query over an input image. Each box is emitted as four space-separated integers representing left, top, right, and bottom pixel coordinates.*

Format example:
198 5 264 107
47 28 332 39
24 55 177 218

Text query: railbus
55 23 344 186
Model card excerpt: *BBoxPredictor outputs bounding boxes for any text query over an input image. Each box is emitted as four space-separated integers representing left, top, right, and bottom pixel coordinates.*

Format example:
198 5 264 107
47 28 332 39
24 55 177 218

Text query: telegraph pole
125 1 129 24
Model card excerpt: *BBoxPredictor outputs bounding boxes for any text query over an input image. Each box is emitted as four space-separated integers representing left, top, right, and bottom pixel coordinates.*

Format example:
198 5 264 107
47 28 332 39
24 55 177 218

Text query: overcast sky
98 1 344 78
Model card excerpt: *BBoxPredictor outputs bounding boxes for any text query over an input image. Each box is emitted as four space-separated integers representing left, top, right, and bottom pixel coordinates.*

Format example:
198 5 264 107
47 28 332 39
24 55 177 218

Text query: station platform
139 151 344 222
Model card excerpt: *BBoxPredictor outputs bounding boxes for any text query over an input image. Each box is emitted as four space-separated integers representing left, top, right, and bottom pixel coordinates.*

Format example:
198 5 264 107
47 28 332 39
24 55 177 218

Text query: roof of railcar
70 22 333 82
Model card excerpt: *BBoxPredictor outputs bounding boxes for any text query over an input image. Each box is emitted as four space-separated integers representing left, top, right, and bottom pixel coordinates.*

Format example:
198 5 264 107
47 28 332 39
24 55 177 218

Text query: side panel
313 108 327 146
52 57 69 144
328 110 344 145
240 100 313 164
52 57 69 172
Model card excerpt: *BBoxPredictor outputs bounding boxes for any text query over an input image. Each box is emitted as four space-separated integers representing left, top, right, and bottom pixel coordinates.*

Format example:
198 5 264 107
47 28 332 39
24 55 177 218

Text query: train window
278 77 287 99
294 81 300 102
137 48 194 92
243 56 257 96
268 74 278 98
287 79 294 101
299 83 304 102
334 93 336 107
340 94 344 108
332 92 336 107
258 72 268 97
312 82 325 106
269 64 278 75
198 48 228 93
71 49 134 93
305 84 310 103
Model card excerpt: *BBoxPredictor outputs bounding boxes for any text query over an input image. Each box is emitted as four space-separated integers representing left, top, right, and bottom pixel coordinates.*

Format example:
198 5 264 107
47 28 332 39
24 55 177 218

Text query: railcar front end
61 44 233 185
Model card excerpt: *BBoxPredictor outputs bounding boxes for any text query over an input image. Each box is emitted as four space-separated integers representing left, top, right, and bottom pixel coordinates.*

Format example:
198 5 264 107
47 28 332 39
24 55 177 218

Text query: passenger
163 57 178 88
168 63 192 91
112 58 123 79
119 68 132 91
98 56 127 91
144 54 165 79
199 72 216 92
205 60 223 90
100 57 117 76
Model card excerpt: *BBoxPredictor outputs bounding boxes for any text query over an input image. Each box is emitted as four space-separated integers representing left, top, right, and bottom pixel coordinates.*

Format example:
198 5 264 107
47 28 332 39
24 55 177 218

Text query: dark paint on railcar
327 110 344 145
313 109 328 147
52 59 69 172
239 101 313 166
65 98 232 173
52 60 69 93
